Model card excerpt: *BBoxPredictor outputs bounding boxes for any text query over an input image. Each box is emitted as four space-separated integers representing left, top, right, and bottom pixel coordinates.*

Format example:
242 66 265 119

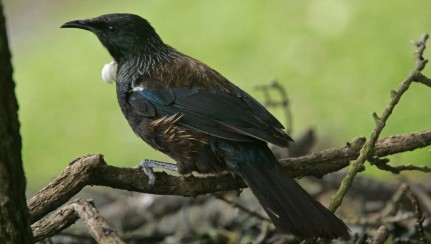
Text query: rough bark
0 1 33 242
32 199 124 243
28 130 431 225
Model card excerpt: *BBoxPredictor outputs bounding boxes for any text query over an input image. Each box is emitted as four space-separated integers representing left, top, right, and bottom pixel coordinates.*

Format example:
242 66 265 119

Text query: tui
61 13 349 239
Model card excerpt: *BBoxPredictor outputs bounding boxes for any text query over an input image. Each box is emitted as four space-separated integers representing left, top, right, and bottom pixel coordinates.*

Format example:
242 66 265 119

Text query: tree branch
402 185 427 244
28 154 247 224
328 34 430 212
370 159 431 174
32 198 124 243
28 130 431 225
281 130 431 178
31 201 78 242
415 73 431 88
215 194 271 223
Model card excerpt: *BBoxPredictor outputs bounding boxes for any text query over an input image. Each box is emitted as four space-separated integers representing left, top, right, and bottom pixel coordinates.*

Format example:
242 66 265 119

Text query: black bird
61 13 349 239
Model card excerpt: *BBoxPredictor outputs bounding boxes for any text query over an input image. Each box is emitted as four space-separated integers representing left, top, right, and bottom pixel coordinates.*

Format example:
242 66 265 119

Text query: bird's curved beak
61 19 92 31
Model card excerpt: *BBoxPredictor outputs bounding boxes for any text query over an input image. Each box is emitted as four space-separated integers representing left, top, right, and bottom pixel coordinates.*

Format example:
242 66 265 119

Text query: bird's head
61 13 162 62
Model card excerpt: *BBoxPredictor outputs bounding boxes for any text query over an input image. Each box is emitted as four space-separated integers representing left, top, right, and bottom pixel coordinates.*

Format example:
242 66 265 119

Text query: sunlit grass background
4 0 431 192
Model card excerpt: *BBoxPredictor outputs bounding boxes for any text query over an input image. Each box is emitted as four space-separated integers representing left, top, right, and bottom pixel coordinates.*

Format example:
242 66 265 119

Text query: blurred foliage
3 0 431 192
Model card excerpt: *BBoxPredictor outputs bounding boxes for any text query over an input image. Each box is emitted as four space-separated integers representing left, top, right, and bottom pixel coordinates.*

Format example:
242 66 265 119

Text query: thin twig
380 183 408 217
328 34 430 212
215 194 271 223
347 211 415 226
415 73 431 88
255 79 293 134
271 80 293 134
371 158 431 174
402 185 427 244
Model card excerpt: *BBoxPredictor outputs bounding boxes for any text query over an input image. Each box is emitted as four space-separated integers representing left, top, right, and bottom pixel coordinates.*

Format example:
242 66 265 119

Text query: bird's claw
135 159 178 190
136 159 157 189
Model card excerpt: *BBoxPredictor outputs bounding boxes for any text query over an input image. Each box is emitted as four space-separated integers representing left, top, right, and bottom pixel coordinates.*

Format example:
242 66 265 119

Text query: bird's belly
126 112 227 175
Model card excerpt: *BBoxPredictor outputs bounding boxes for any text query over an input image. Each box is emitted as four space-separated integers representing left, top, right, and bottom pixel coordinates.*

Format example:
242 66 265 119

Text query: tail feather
218 141 350 239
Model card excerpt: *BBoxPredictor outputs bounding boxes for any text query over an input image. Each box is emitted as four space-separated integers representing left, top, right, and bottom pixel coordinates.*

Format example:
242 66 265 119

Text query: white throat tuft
101 60 117 84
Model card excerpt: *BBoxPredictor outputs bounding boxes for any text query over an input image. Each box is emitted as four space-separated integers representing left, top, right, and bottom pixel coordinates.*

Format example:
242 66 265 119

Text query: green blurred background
3 1 431 193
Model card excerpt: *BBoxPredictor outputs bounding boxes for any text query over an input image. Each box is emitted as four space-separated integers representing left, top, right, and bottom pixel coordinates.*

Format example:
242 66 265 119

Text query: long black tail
218 140 350 239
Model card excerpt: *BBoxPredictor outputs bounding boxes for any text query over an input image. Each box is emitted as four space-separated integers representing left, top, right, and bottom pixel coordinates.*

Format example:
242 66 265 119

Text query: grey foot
135 159 178 189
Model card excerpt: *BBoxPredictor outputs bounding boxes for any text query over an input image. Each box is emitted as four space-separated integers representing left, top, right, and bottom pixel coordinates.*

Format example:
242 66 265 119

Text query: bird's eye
108 25 116 32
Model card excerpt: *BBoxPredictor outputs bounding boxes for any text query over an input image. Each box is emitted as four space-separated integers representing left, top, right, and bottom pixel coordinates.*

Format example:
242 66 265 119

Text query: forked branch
329 34 431 212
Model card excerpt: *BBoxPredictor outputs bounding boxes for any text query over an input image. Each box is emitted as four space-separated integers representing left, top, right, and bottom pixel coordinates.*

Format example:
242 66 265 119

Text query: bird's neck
116 38 179 83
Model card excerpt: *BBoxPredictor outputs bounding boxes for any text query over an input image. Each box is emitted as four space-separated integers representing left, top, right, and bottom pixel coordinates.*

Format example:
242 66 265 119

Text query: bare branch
371 159 431 174
28 130 431 226
32 201 79 242
255 79 293 134
415 73 431 88
32 198 124 243
328 34 430 212
215 194 271 223
28 154 247 224
402 185 427 244
281 130 431 178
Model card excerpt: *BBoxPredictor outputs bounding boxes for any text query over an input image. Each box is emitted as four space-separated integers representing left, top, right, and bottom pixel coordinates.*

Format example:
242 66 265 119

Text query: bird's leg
135 159 178 188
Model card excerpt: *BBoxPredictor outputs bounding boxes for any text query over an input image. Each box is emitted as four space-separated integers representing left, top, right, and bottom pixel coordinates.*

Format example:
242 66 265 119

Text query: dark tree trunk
0 1 34 242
